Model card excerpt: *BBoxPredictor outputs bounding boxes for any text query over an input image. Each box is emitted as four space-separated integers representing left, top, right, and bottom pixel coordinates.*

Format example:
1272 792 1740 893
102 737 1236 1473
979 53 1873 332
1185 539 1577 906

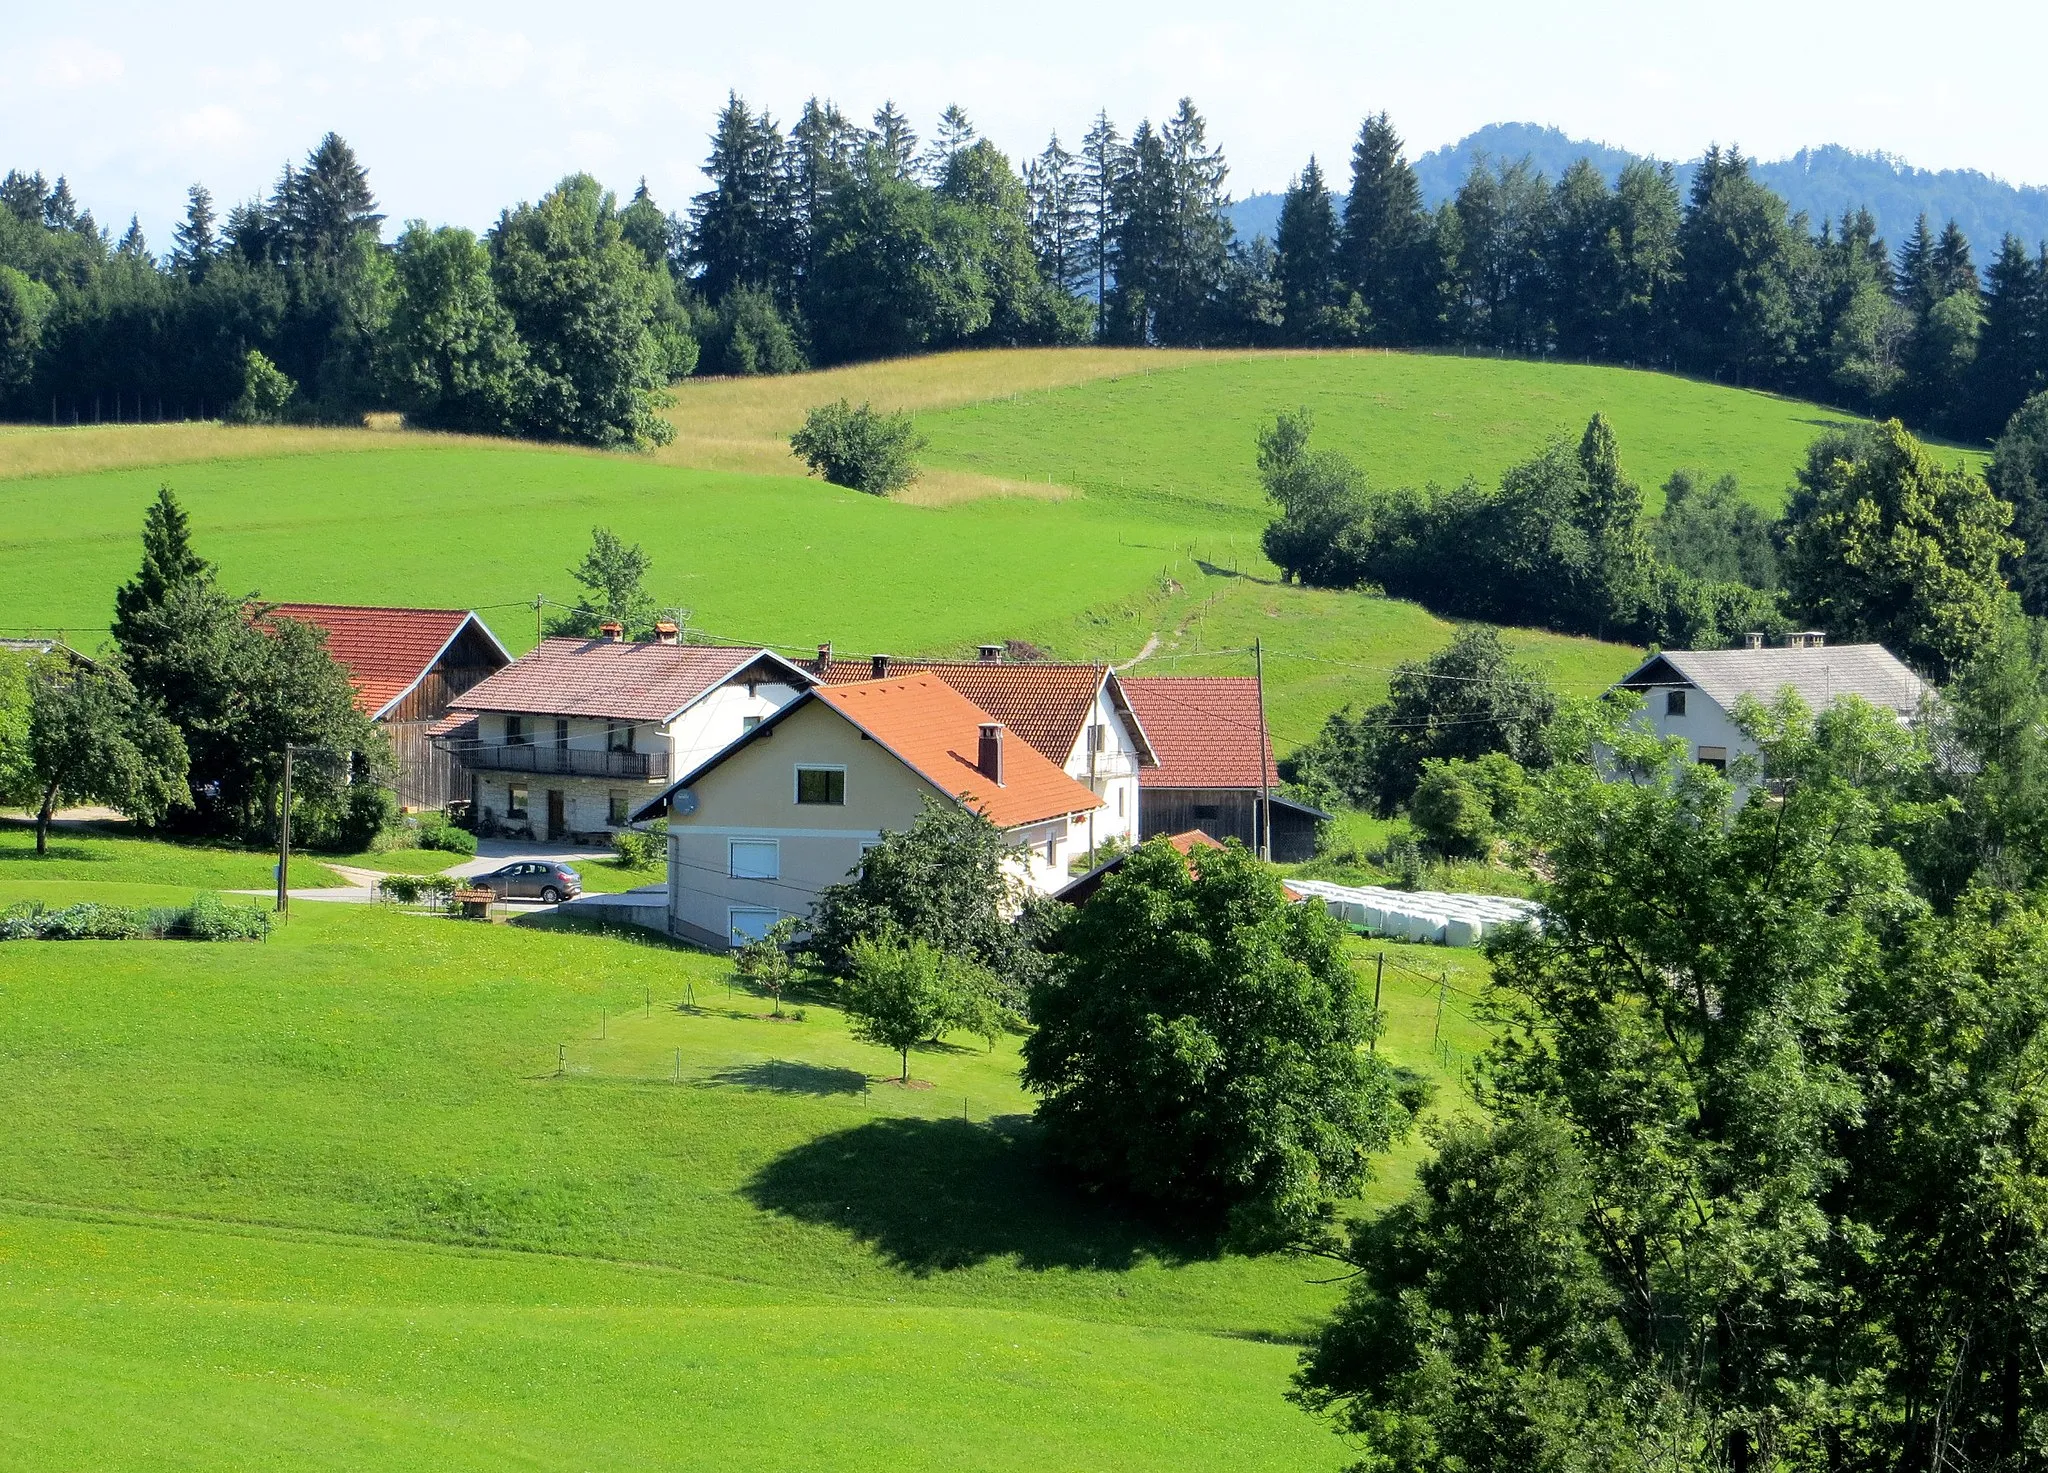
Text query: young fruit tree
735 916 801 1016
842 933 954 1083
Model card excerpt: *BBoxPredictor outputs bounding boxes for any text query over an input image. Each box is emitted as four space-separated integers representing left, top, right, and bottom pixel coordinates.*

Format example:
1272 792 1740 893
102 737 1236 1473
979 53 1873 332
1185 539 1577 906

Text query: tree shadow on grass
1194 558 1276 585
706 1060 869 1096
743 1115 1220 1275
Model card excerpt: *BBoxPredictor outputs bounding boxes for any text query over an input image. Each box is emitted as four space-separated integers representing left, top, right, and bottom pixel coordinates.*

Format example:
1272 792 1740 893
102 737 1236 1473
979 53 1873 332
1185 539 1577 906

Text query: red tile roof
1120 676 1277 790
261 604 507 719
451 640 811 723
813 672 1104 830
816 659 1100 764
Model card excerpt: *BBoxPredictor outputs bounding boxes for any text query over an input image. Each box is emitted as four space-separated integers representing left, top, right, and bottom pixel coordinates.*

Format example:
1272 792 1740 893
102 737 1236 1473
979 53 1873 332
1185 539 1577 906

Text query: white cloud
24 37 125 91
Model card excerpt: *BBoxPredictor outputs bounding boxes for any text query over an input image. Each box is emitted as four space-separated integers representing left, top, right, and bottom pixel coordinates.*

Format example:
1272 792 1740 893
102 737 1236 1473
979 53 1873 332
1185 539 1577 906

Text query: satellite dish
672 789 698 817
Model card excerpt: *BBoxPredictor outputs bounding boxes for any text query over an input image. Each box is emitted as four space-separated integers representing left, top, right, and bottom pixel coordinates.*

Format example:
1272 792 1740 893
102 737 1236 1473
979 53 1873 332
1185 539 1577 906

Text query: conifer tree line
4 104 2045 446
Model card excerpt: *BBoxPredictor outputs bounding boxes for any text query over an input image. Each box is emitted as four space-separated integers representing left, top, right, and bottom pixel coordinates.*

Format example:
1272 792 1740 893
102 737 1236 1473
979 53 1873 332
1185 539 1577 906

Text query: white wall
1633 682 1752 772
1059 682 1144 858
665 680 806 774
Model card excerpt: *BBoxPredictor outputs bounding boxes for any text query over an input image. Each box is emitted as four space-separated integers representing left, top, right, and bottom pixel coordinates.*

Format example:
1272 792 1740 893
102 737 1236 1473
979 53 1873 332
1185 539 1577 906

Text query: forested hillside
4 99 2046 451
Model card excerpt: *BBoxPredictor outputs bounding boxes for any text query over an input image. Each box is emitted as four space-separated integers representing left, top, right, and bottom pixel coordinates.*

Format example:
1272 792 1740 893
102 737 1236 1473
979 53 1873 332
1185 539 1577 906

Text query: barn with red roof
262 604 511 809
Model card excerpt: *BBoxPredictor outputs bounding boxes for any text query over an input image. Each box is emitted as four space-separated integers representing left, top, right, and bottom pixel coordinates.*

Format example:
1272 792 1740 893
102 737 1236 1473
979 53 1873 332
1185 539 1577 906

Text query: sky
7 0 2047 247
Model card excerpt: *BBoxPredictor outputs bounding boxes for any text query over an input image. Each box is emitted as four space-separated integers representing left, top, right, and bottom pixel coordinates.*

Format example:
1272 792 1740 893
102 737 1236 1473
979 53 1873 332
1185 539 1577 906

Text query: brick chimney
815 641 832 672
871 653 890 679
977 722 1005 786
600 621 624 642
653 620 679 645
978 643 1003 664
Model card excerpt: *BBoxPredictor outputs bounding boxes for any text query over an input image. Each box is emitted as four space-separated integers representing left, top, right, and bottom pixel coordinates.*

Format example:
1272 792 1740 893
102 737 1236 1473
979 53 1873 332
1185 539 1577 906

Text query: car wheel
540 886 561 904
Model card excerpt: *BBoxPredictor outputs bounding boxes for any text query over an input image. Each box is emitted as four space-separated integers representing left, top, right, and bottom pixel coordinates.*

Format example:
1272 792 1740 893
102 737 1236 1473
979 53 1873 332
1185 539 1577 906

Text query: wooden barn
264 604 511 810
1119 676 1329 863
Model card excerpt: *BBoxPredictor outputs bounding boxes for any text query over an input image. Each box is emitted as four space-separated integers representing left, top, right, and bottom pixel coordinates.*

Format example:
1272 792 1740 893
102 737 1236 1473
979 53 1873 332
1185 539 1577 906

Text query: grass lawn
0 817 1506 1470
0 347 1923 759
0 820 340 892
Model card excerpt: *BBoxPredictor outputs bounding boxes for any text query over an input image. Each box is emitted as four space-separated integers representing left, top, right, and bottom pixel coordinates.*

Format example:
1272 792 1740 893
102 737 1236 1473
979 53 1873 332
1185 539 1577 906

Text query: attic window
1666 690 1687 717
796 766 845 805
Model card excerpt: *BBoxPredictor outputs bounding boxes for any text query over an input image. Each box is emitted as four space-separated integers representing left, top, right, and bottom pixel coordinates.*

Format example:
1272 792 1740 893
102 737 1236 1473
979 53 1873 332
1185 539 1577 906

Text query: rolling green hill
0 835 1498 1471
1 346 1947 745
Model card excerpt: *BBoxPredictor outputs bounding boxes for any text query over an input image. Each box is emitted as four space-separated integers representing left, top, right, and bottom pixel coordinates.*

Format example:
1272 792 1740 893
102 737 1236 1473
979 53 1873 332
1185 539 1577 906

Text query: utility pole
1371 952 1384 1053
275 742 294 915
534 594 545 644
1254 638 1273 861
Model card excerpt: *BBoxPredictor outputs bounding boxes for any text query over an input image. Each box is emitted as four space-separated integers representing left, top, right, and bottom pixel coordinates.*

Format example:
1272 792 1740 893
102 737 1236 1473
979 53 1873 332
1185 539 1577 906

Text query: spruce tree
1548 158 1617 358
869 102 918 178
170 185 217 282
1078 112 1125 327
784 97 859 293
689 94 787 304
923 104 976 182
112 487 213 648
1340 112 1427 343
1274 157 1345 343
1972 237 2048 439
1024 134 1086 296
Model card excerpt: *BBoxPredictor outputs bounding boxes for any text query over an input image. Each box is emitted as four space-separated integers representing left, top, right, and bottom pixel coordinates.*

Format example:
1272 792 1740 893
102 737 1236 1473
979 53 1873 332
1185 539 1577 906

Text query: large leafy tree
1296 700 2048 1470
1257 407 1369 586
26 661 188 854
1281 627 1561 814
803 799 1042 1008
1024 840 1400 1246
379 223 532 434
546 525 659 639
1782 418 2019 678
488 174 681 448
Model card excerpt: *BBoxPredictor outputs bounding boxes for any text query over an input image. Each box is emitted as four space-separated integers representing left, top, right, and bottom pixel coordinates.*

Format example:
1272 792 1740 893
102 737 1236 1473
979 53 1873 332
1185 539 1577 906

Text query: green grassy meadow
3 346 1968 752
0 827 1503 1471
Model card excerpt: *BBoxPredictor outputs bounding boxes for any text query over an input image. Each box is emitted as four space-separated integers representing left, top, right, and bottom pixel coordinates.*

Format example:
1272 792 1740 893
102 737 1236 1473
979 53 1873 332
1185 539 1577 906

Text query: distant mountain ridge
1230 123 2048 257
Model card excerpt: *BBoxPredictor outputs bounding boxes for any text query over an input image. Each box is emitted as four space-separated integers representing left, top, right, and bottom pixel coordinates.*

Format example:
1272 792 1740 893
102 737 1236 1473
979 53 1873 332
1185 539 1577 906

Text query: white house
632 670 1104 949
435 626 816 842
811 644 1156 862
1613 632 1926 777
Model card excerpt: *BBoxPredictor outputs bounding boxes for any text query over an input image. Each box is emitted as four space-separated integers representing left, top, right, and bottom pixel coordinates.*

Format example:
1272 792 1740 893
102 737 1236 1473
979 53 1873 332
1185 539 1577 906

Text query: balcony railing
454 743 669 782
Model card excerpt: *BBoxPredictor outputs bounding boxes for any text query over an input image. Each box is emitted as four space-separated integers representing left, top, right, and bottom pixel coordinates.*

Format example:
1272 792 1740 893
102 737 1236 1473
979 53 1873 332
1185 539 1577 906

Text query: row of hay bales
1290 879 1544 947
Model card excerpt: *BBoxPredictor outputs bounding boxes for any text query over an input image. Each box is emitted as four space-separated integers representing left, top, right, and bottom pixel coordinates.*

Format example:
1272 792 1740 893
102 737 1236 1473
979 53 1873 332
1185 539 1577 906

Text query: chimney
977 643 1004 664
1742 631 1764 650
871 653 890 679
600 621 624 642
815 641 832 672
977 722 1005 786
653 620 679 645
1806 631 1825 648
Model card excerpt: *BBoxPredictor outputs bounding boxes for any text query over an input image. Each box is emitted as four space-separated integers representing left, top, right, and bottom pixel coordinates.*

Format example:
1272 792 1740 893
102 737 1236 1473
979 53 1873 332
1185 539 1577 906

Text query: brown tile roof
450 639 809 723
817 657 1152 767
1121 676 1277 790
813 672 1104 830
261 604 507 719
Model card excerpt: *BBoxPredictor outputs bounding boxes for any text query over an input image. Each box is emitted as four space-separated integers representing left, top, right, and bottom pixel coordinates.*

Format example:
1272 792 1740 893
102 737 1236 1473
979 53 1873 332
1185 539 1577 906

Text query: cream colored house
435 629 815 842
810 645 1157 862
632 670 1105 949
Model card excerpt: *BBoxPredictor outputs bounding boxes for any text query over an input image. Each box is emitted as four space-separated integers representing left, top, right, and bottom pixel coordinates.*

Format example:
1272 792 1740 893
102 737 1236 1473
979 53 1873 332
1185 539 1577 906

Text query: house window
729 907 779 946
729 839 780 879
1089 723 1106 754
1666 690 1687 717
607 720 635 753
555 718 569 750
506 715 527 746
796 766 846 805
1116 786 1126 817
1697 745 1728 773
742 715 762 733
607 790 629 826
1044 831 1058 866
507 784 530 819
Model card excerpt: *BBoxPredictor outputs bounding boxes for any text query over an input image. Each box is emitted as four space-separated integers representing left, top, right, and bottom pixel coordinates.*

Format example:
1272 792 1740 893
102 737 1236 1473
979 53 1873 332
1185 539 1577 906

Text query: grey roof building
1612 633 1926 775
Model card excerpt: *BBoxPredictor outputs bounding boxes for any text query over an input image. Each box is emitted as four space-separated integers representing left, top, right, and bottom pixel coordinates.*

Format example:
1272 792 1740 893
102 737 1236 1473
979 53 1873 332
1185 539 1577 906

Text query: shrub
789 399 926 495
415 815 477 856
378 873 459 905
1410 763 1496 858
228 348 296 423
613 819 666 870
0 894 269 941
177 891 272 940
